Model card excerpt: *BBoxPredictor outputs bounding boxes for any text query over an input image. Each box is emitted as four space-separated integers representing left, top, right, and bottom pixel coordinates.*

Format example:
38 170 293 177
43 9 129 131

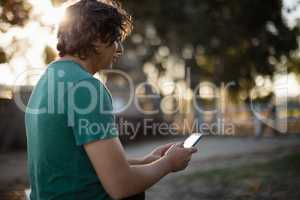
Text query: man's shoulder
48 60 93 83
74 77 112 103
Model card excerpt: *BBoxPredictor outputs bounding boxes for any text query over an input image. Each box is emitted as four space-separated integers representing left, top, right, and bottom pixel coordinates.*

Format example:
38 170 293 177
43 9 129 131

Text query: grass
189 152 300 180
174 153 300 200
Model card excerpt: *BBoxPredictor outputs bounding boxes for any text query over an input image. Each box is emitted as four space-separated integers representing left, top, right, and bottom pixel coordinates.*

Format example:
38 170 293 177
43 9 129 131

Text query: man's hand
143 143 174 164
164 143 198 172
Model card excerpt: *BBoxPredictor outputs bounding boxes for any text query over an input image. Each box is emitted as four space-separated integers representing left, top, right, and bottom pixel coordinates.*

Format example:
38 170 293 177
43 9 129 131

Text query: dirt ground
146 145 300 200
0 135 300 199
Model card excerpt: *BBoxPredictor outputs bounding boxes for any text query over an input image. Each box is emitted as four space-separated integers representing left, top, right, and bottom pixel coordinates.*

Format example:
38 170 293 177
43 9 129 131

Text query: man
25 0 197 199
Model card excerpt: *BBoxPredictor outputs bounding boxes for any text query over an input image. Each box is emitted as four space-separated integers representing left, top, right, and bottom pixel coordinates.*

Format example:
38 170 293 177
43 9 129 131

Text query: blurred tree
44 45 58 64
0 0 299 95
0 0 32 26
0 0 32 64
0 47 6 63
51 0 68 7
124 0 299 95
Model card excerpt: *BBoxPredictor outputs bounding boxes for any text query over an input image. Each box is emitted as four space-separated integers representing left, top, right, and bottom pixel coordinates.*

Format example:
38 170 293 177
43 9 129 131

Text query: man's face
94 40 123 69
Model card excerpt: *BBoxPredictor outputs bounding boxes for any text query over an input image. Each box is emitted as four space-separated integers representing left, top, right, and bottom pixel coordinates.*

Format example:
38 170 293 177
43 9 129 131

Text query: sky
283 0 300 28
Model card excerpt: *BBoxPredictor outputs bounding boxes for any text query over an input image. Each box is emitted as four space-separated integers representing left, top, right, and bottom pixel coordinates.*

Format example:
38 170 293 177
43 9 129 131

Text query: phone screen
183 133 203 148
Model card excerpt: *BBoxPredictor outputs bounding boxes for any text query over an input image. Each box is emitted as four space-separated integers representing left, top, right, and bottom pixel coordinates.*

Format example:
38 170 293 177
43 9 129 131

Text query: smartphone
183 133 203 148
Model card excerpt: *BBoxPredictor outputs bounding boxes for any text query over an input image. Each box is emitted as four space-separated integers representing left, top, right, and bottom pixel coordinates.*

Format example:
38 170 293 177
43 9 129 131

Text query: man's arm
84 138 196 199
127 143 174 165
127 157 148 165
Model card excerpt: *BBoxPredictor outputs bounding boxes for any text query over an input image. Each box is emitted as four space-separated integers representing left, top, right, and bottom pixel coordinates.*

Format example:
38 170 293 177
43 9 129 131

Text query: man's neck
57 55 98 74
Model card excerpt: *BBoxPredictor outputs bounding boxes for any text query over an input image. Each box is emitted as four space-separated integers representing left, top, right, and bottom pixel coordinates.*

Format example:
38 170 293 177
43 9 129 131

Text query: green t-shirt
25 60 118 200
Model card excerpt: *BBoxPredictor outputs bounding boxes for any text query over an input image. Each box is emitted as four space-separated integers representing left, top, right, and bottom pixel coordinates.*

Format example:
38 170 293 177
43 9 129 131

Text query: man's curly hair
57 0 132 59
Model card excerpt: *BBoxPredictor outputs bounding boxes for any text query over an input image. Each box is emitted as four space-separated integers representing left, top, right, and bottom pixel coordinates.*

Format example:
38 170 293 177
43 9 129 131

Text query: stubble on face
92 40 123 71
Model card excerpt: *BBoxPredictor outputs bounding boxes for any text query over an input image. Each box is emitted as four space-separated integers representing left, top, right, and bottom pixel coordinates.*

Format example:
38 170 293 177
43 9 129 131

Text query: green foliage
124 0 299 91
51 0 68 7
0 0 299 93
0 0 32 26
0 47 6 63
44 46 57 64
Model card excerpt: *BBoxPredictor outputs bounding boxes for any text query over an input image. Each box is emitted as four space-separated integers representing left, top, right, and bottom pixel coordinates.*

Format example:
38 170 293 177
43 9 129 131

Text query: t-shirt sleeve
67 78 118 146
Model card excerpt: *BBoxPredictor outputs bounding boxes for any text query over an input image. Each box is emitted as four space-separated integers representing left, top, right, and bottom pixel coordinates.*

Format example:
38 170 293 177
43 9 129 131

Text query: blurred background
0 0 300 199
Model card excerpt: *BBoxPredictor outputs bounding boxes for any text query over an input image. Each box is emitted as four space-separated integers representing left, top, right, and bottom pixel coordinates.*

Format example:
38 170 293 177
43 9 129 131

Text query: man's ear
93 39 114 56
94 45 102 55
93 40 106 55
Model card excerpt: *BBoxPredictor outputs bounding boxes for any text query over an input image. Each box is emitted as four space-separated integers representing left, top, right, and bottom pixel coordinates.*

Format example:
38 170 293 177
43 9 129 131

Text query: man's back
25 60 116 200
